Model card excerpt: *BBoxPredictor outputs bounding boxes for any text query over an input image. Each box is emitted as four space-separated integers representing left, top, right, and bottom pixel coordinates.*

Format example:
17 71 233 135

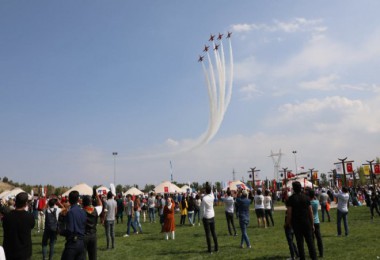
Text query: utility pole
363 160 375 186
112 152 118 185
248 167 260 191
335 157 354 187
282 167 288 189
292 151 298 174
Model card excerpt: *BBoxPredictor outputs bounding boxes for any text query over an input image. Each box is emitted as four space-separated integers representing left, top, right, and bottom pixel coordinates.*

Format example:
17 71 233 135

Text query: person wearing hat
319 188 330 222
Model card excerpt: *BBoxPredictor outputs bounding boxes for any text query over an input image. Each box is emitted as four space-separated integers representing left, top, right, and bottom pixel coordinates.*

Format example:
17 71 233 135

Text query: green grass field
1 203 379 259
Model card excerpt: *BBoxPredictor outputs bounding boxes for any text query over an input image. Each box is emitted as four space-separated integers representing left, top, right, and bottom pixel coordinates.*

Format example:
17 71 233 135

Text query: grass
1 203 379 259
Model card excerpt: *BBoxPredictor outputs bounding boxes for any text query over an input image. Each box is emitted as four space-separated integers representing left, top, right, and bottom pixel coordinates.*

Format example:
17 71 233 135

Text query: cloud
298 74 340 91
239 83 263 100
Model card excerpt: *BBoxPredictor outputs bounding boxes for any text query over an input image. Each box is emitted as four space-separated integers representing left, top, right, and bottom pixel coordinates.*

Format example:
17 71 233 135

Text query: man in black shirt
3 192 35 260
286 181 316 260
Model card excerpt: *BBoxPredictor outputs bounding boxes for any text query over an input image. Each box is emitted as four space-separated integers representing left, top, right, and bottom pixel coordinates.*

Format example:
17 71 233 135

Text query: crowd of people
0 183 379 259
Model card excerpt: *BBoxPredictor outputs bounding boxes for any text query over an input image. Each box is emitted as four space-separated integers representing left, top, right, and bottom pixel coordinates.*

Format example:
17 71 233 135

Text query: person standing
309 190 323 258
116 194 124 224
3 192 35 260
334 187 350 236
187 196 195 226
286 182 317 260
179 196 188 225
158 195 166 227
284 204 299 260
37 194 47 233
124 194 137 237
193 194 202 226
104 191 117 249
319 188 331 222
42 198 62 260
236 190 251 249
61 190 87 260
200 185 218 254
148 192 156 223
254 189 267 228
133 196 143 234
264 190 274 227
162 197 176 240
82 193 103 259
223 189 237 236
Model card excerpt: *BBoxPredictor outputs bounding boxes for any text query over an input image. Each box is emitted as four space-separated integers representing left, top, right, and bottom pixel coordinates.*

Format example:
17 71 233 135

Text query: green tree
320 173 329 187
2 177 8 183
116 184 123 194
143 184 155 193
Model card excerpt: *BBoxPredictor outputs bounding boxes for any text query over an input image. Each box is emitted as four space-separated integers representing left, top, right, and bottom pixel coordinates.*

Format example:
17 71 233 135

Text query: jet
214 44 219 51
209 34 215 41
203 45 209 52
198 55 204 62
217 33 223 40
226 31 232 38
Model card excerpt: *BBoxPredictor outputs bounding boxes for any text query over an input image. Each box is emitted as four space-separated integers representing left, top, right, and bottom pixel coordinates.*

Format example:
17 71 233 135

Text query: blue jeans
337 209 348 236
194 207 200 223
285 227 299 259
148 208 155 222
239 219 250 247
104 220 115 249
188 211 194 225
127 215 136 235
42 229 57 260
134 211 143 233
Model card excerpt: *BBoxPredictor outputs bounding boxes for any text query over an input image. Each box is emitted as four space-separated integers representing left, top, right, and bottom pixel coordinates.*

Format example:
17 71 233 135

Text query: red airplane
227 31 232 38
214 44 219 51
217 33 223 40
198 55 204 62
203 45 209 52
209 34 215 41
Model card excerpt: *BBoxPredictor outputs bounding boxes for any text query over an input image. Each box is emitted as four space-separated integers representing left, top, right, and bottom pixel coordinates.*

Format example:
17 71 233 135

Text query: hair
107 191 113 199
82 195 91 207
15 192 28 209
308 189 315 199
242 189 248 198
48 198 57 208
205 185 212 194
256 189 262 195
227 189 231 196
181 196 187 208
69 190 80 205
292 181 302 193
264 190 270 196
342 186 348 193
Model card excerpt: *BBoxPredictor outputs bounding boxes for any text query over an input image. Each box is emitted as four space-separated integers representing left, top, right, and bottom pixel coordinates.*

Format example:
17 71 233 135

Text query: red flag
346 162 353 173
164 186 169 193
375 164 380 174
287 172 295 178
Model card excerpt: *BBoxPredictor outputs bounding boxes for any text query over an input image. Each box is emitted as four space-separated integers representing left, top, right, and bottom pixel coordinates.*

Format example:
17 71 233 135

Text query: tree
116 184 123 194
143 184 155 193
320 173 329 187
2 176 8 183
191 182 199 192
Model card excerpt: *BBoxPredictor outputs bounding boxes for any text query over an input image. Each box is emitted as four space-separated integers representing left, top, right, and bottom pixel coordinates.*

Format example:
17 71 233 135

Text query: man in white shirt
200 185 218 254
223 189 237 236
333 187 349 236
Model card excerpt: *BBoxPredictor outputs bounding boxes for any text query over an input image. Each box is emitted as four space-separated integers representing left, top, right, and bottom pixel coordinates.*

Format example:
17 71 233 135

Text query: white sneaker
123 234 129 237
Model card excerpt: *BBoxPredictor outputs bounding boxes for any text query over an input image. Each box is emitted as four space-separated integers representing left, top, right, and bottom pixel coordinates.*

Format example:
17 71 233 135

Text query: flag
287 172 296 178
374 164 380 174
363 165 370 176
335 163 343 174
313 171 318 180
346 162 353 173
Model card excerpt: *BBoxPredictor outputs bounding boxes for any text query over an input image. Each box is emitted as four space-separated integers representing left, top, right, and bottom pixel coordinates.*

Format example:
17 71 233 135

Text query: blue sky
1 1 380 188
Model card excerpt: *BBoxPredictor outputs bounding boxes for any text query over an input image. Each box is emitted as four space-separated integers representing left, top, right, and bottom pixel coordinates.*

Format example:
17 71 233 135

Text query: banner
346 162 353 173
363 165 370 176
375 164 380 174
312 171 318 180
335 163 343 174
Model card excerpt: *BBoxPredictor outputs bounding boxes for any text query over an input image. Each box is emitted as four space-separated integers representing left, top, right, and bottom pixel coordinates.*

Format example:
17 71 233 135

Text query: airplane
198 55 204 62
214 44 219 51
209 34 215 41
217 33 223 40
203 45 209 52
226 31 232 38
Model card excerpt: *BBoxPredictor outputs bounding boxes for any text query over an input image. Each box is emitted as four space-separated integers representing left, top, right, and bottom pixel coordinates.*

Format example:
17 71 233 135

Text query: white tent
96 186 110 196
123 187 143 196
0 190 11 199
180 185 191 193
286 178 313 189
223 180 250 191
62 183 93 197
154 181 181 194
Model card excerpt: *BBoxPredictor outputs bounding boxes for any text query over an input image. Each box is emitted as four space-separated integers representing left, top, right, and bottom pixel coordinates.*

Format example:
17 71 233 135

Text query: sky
1 1 380 189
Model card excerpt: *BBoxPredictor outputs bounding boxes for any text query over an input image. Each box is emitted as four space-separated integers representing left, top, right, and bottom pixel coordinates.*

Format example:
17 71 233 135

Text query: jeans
337 209 348 236
225 212 237 235
239 219 250 247
134 211 143 233
313 223 323 257
61 239 85 260
264 209 274 226
188 211 194 225
84 234 97 260
194 207 200 223
202 217 218 253
42 229 57 260
148 208 155 222
285 227 299 259
104 220 115 249
321 203 330 222
127 215 137 235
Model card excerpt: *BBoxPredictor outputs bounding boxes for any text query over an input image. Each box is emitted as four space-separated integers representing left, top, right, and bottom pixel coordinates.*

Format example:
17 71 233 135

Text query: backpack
45 208 58 232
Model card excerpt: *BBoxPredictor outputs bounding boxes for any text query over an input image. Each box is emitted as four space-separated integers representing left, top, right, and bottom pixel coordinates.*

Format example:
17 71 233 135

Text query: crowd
0 183 379 259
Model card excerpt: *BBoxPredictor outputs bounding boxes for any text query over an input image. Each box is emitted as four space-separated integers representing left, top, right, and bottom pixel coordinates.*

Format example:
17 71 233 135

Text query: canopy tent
180 185 192 193
96 186 110 196
0 188 32 200
285 178 313 189
123 187 143 196
223 180 250 191
62 183 93 197
0 190 11 199
154 181 181 194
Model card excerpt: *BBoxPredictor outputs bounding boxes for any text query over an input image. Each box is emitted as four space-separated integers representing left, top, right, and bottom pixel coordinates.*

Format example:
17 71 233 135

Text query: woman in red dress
162 197 175 240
